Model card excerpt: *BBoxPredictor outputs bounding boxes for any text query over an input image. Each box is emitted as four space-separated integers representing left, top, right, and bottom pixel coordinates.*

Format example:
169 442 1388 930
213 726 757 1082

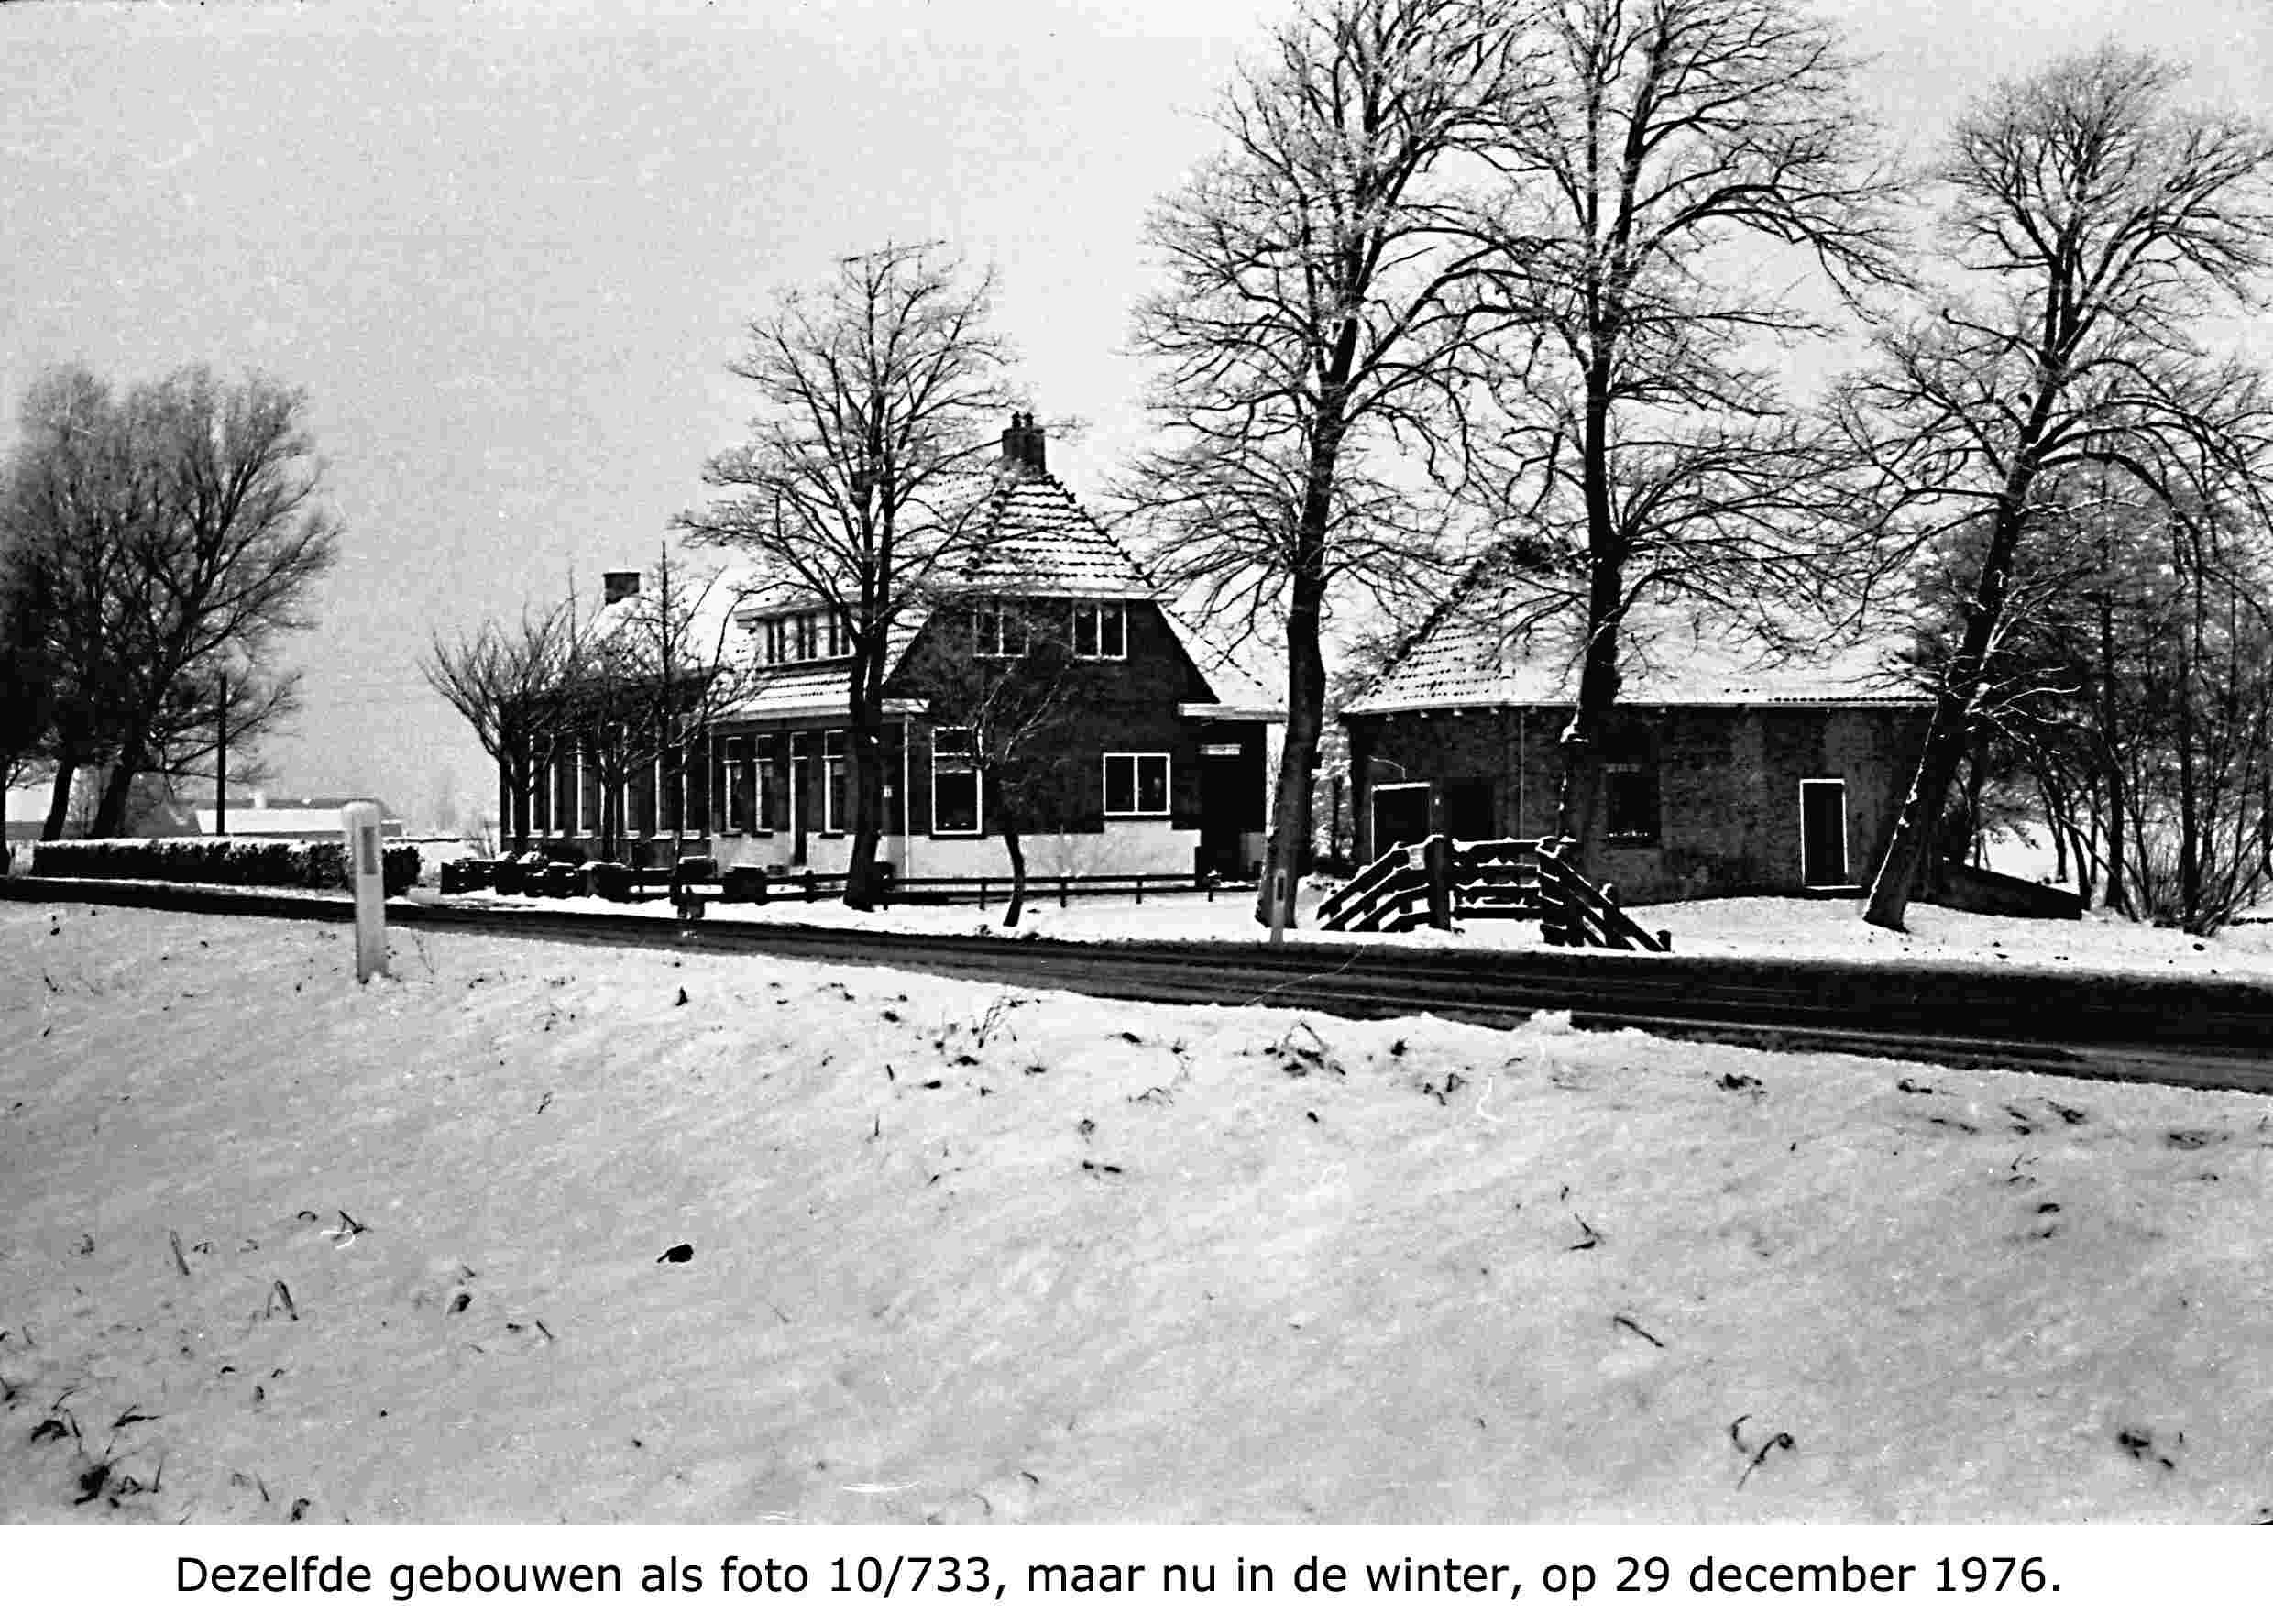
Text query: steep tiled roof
680 463 1275 721
1346 585 1927 715
950 471 1154 598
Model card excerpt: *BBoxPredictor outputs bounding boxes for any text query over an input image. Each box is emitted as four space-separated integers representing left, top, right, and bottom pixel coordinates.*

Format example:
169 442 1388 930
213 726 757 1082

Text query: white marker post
1268 866 1290 948
342 800 387 982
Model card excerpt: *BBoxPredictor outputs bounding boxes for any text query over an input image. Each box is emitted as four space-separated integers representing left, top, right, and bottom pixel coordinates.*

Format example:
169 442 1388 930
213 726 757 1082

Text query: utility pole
214 672 228 835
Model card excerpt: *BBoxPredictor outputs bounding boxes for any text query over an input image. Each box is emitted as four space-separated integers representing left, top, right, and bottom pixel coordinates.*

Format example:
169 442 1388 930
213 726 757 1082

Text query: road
5 875 2269 1092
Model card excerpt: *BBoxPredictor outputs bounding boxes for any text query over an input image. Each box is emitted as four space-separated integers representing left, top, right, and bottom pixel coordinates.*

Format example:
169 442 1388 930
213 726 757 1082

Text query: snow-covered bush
28 837 420 895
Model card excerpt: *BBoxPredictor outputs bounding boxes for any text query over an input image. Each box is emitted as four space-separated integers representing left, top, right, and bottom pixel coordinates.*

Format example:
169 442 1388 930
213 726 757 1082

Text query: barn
1341 588 1931 905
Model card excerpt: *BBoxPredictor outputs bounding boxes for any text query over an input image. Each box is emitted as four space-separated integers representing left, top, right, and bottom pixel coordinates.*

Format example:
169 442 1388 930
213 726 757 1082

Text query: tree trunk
1257 567 1328 927
1001 825 1027 929
41 759 76 841
90 745 143 838
842 715 888 912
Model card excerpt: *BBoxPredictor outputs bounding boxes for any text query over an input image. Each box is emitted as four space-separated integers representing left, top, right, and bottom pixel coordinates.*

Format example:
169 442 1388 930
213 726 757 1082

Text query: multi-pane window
932 726 981 834
1073 601 1126 659
1103 752 1169 817
822 730 847 834
974 599 1028 658
755 610 851 665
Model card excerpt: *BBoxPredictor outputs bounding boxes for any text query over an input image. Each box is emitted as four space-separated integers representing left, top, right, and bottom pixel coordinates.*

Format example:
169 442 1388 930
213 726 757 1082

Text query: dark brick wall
1345 704 1929 903
890 599 1233 835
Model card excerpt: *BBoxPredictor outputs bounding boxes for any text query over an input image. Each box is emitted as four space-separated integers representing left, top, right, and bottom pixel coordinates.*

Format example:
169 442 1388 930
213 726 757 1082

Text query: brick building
1342 587 1931 903
516 417 1279 881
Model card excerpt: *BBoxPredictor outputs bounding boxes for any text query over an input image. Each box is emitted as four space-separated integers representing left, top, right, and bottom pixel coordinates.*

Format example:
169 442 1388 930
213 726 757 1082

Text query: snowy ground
451 883 2273 988
5 900 2272 1525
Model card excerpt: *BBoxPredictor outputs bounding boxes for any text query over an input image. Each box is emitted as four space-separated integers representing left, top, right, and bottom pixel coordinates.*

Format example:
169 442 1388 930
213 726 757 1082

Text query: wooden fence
1316 835 1671 951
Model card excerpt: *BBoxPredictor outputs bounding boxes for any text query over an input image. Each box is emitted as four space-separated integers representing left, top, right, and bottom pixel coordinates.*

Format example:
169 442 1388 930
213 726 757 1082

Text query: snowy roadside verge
6 902 2273 1523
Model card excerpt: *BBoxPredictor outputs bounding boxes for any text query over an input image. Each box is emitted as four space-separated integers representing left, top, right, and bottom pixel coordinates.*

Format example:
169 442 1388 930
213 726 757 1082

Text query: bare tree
681 244 1018 910
2 366 339 839
1853 47 2273 928
1125 0 1535 928
898 598 1083 927
566 548 755 892
1 368 157 839
422 595 585 855
1462 0 1905 872
0 523 58 800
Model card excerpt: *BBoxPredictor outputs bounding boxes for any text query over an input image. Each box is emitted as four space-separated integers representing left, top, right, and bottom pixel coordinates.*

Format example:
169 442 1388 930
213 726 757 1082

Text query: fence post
979 876 989 911
1136 874 1144 904
1423 833 1454 930
1059 873 1069 909
341 801 387 982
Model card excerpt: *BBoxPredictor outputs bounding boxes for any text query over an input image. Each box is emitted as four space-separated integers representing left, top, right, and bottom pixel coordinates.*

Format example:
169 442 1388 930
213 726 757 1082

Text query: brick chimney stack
603 570 642 605
1000 411 1047 476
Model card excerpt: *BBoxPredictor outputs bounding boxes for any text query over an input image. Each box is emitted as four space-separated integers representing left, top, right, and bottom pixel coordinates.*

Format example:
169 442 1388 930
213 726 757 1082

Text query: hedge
28 837 422 896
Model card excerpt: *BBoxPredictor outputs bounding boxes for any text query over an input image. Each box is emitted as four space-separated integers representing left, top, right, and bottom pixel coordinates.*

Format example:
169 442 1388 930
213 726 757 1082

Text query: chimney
999 411 1046 477
603 570 642 605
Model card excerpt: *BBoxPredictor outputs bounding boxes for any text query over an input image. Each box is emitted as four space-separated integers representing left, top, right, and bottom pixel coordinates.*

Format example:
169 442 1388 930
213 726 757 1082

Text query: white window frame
822 730 847 834
1074 600 1126 660
1369 780 1430 852
1103 752 1170 818
1798 776 1850 889
930 726 983 835
975 598 1029 658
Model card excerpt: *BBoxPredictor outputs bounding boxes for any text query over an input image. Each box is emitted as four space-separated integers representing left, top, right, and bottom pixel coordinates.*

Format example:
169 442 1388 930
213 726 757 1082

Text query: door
1197 743 1257 878
1800 778 1848 887
1371 784 1431 854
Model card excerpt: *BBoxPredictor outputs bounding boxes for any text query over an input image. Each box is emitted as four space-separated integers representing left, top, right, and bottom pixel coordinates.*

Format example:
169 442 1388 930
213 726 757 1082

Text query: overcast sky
3 0 2268 829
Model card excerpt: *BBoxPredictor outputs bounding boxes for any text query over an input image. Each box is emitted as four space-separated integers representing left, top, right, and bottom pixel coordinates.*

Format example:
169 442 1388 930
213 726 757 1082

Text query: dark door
789 741 807 868
1372 785 1430 854
1800 779 1848 887
1198 746 1257 878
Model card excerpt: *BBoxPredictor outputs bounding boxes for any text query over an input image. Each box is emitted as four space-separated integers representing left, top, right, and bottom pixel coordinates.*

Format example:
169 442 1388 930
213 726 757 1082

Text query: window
756 610 850 665
974 598 1029 658
533 741 554 833
1074 601 1126 660
756 736 780 831
823 730 847 833
660 745 683 833
577 747 600 835
683 735 710 833
630 750 656 836
932 726 981 834
1104 752 1169 817
727 737 755 833
1604 763 1661 845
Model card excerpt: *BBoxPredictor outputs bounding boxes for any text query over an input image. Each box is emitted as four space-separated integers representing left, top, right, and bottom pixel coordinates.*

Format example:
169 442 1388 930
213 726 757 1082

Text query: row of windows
752 610 852 667
973 599 1126 660
528 736 1173 839
745 599 1130 667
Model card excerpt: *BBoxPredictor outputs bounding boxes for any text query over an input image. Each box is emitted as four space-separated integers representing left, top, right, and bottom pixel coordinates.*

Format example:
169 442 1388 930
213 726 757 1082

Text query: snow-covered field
5 899 2272 1524
456 882 2273 987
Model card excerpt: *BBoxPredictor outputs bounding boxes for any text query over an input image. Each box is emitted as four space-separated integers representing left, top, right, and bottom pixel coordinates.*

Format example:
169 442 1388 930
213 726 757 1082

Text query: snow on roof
675 461 1281 723
951 471 1154 599
1345 585 1927 715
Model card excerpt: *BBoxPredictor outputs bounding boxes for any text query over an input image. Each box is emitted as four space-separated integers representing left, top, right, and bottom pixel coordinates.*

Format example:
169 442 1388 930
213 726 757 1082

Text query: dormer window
753 608 851 666
1073 601 1126 660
